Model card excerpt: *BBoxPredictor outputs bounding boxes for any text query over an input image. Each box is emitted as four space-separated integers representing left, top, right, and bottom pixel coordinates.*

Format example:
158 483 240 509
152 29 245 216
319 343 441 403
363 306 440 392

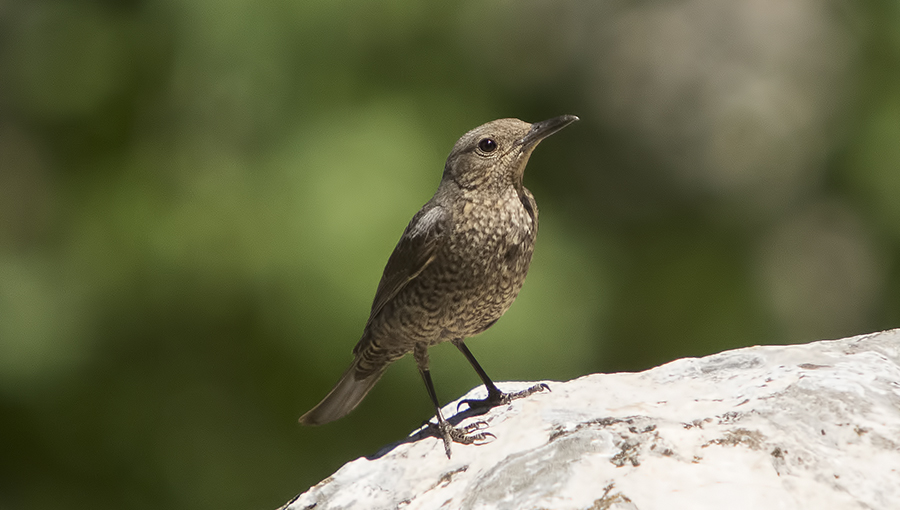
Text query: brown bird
300 115 579 456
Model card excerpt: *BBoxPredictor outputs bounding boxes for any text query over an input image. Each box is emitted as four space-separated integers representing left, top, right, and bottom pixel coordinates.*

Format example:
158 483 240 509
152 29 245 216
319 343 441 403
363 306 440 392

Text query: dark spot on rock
703 428 766 450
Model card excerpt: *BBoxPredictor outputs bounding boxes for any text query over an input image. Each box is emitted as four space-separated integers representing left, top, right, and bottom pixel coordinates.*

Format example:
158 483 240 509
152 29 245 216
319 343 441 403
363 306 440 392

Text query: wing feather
365 204 448 329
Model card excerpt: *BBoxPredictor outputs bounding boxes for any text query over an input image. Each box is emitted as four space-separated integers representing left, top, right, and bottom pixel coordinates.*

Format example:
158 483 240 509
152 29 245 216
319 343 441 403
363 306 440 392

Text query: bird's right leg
414 343 492 458
453 339 550 410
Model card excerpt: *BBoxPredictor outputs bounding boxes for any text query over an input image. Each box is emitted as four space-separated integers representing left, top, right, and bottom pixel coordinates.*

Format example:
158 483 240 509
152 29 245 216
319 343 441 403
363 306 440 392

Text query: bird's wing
365 204 449 328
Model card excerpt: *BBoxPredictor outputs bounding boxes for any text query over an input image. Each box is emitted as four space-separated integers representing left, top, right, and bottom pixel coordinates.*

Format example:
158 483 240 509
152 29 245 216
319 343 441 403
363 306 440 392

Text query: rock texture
282 330 900 510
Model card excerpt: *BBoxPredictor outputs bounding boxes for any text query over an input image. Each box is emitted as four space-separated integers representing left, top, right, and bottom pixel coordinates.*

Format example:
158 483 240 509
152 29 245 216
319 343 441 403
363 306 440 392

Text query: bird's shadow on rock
366 403 493 460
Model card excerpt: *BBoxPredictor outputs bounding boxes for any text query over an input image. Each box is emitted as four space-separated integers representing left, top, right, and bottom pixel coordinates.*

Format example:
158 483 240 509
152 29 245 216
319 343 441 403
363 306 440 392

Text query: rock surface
282 330 900 510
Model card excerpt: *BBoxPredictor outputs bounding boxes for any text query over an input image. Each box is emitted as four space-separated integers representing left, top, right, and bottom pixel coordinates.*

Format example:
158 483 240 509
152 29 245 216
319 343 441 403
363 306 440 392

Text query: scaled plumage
300 115 578 455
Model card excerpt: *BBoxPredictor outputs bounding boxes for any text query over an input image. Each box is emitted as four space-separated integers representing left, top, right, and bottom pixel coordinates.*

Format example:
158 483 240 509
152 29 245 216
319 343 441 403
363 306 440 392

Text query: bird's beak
520 115 579 148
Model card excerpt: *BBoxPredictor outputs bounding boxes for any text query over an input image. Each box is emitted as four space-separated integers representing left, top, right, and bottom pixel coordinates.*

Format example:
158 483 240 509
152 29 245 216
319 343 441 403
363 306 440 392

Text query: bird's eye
478 138 498 153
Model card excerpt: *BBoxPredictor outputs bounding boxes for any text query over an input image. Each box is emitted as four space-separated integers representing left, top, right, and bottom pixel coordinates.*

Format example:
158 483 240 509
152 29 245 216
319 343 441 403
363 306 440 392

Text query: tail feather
299 361 384 426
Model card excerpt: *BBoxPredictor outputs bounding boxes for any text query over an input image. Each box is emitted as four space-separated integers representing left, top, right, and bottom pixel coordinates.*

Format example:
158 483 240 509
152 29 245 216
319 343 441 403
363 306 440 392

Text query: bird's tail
299 359 385 426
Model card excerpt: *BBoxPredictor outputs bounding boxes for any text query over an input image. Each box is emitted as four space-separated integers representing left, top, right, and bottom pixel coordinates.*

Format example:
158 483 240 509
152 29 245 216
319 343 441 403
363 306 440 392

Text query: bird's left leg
414 343 492 458
453 339 550 411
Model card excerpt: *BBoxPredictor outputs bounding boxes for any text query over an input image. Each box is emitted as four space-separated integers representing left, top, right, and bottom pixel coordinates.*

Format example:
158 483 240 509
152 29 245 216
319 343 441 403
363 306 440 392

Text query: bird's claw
457 383 551 411
461 420 490 433
429 384 550 457
428 419 496 458
507 382 550 399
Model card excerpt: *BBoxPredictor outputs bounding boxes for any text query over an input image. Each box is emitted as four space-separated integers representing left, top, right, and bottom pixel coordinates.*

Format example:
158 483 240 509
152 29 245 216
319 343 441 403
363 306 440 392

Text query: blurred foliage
0 0 898 508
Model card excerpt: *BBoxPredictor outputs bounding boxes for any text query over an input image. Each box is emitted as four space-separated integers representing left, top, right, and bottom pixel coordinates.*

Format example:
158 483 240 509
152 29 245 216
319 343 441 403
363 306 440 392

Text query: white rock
282 330 900 510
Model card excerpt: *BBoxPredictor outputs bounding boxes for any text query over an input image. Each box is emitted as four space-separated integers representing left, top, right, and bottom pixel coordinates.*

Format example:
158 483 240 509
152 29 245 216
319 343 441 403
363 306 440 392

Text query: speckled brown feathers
300 116 578 428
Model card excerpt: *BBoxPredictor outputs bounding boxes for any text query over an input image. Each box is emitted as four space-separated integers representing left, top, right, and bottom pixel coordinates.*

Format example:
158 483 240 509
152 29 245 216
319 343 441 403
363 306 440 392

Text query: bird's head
441 115 578 192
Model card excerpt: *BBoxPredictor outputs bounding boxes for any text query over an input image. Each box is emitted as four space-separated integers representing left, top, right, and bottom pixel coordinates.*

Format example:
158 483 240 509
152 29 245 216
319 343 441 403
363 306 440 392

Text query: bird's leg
453 339 550 411
415 344 493 458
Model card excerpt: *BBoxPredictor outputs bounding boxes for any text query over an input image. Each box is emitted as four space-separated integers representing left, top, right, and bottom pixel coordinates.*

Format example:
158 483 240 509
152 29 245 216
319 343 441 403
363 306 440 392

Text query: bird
299 115 579 457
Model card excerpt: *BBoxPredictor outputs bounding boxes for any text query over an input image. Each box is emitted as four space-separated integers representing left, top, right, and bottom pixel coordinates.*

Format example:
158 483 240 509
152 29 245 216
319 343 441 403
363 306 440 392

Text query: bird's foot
427 419 495 458
458 383 551 411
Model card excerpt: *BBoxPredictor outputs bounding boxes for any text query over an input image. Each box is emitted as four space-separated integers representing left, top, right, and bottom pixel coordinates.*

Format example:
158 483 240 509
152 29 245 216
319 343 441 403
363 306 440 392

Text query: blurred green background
1 0 898 508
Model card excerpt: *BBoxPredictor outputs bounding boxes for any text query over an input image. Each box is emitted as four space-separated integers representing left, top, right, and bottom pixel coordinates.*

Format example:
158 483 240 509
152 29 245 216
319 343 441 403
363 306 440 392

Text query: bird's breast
369 191 538 345
417 193 536 335
450 194 535 265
